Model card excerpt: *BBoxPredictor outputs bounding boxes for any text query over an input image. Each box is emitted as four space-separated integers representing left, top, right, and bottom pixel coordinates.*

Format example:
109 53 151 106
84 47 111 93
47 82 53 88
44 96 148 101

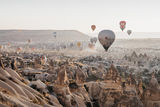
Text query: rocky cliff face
0 52 159 107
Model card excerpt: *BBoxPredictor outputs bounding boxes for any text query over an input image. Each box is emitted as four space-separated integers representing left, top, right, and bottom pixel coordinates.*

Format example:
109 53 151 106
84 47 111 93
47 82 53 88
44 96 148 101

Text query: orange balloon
88 43 94 49
0 45 2 49
77 42 81 47
32 48 35 51
91 25 96 31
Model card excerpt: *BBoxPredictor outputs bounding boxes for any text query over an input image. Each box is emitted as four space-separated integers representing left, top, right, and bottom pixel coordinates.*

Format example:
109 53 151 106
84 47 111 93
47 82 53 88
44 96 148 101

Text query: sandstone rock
56 66 69 85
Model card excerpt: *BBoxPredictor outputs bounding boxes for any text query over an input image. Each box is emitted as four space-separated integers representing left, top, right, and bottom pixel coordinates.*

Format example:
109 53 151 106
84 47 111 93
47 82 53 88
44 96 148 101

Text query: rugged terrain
0 30 160 107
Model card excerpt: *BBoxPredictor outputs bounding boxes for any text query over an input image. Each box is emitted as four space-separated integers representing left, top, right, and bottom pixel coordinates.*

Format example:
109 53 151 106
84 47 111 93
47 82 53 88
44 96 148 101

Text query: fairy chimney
11 58 17 70
0 57 4 69
126 73 136 85
104 64 120 82
56 66 69 85
76 66 86 84
149 72 160 91
131 51 138 58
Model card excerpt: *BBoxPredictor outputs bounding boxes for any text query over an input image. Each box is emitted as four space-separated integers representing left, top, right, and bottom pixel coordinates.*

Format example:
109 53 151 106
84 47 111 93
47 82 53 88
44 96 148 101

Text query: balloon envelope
88 43 95 49
70 43 74 48
120 21 126 26
90 37 97 44
91 25 96 31
77 42 81 47
127 30 132 35
17 47 22 52
53 32 57 38
98 30 115 51
28 39 31 43
8 43 11 46
0 45 2 49
120 21 126 31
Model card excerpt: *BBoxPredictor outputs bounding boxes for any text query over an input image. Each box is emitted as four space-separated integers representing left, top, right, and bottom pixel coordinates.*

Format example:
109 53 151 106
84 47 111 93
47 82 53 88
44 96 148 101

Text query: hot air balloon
90 37 97 44
91 25 96 31
0 45 2 49
31 47 35 51
127 30 132 35
28 39 31 43
53 32 57 38
70 43 74 48
17 47 22 52
77 42 81 48
88 43 94 49
120 21 126 31
98 30 115 51
8 43 11 47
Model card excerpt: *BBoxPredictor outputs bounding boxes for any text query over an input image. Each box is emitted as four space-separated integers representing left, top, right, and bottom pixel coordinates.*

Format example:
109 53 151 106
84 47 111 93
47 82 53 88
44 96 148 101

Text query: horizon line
0 29 160 33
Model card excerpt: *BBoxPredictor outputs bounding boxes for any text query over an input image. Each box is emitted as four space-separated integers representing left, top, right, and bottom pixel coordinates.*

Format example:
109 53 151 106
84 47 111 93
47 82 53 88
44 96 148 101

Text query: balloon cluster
90 25 115 51
120 21 132 35
90 20 132 52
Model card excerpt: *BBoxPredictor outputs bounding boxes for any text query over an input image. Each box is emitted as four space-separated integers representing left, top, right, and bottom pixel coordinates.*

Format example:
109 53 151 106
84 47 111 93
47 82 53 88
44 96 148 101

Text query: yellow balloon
77 42 81 47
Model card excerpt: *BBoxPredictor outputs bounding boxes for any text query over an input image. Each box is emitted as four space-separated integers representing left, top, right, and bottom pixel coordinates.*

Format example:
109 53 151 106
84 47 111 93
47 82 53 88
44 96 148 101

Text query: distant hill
0 30 90 43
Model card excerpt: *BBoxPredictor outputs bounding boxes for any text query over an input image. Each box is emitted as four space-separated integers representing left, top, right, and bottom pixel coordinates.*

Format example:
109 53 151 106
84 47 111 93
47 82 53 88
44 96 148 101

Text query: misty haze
0 0 160 107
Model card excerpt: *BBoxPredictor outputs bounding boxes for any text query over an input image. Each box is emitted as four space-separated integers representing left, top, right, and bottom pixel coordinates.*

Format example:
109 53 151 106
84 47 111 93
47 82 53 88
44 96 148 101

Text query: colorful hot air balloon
91 25 96 31
127 30 132 35
98 30 115 51
120 21 126 31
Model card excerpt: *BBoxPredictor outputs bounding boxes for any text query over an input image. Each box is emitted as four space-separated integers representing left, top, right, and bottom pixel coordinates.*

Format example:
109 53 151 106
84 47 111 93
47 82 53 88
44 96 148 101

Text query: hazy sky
0 0 160 33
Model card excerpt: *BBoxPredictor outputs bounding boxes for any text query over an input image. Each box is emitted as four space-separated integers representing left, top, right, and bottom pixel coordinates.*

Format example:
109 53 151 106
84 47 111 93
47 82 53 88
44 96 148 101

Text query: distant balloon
17 47 22 52
61 45 66 49
77 42 81 48
70 43 74 48
98 30 115 51
28 39 31 43
8 43 11 46
127 30 132 35
91 25 96 31
88 43 94 49
0 45 2 49
90 37 97 44
53 32 57 38
32 47 35 51
120 21 126 31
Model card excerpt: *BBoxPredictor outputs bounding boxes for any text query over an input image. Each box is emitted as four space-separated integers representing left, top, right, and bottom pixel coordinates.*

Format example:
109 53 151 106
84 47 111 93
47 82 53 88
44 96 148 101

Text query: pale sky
0 0 160 34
